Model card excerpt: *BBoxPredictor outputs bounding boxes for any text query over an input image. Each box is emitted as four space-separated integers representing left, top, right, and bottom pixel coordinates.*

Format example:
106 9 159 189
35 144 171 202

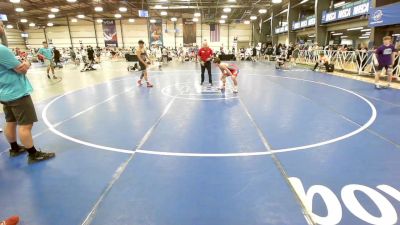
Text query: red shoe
137 80 142 86
1 215 20 225
147 83 153 88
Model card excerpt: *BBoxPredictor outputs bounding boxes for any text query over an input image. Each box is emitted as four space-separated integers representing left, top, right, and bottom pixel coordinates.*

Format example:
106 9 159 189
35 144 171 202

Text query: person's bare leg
375 70 381 87
387 68 393 87
51 66 55 75
18 124 34 149
4 122 17 143
220 75 226 89
232 76 238 86
143 71 153 87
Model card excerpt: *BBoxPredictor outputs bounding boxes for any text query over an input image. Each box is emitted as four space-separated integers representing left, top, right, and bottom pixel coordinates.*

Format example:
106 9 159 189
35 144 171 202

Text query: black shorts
139 62 147 71
1 95 38 125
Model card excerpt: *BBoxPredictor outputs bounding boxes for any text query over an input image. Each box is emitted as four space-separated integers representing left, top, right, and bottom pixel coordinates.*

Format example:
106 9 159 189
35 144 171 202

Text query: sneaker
218 86 225 91
47 74 51 79
9 145 27 157
147 83 153 88
209 83 213 86
233 87 238 93
53 75 57 79
0 215 19 225
28 150 56 164
137 80 142 86
200 82 204 86
375 84 381 89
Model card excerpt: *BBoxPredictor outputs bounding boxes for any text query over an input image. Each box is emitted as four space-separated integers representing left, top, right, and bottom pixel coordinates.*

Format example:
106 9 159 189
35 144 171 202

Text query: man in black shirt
87 46 95 62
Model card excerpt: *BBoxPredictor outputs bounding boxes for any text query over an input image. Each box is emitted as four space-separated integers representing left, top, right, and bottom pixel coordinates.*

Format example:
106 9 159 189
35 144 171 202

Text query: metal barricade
295 50 400 78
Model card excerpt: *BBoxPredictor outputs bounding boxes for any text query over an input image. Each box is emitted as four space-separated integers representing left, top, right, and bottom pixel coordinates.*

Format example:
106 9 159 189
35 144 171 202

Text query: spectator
53 47 61 67
37 41 57 79
0 23 56 164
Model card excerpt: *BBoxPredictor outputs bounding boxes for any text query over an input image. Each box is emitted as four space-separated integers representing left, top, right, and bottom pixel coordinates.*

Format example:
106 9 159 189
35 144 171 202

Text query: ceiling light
219 19 225 24
194 12 201 17
119 7 127 12
155 5 162 9
150 19 156 23
361 29 371 32
392 34 400 36
47 23 54 27
221 15 228 19
223 8 231 13
29 22 35 27
259 9 267 14
243 20 250 24
96 19 103 23
10 0 20 3
20 19 28 23
360 36 369 39
193 18 199 22
94 6 103 12
15 7 24 12
67 0 77 2
334 1 346 8
115 14 122 18
228 0 236 2
341 36 348 38
332 33 343 36
77 14 85 18
171 17 177 22
71 18 78 22
51 8 59 13
347 27 363 31
128 18 135 22
272 0 282 3
48 14 55 18
300 0 309 3
6 24 13 29
161 11 168 16
250 15 257 20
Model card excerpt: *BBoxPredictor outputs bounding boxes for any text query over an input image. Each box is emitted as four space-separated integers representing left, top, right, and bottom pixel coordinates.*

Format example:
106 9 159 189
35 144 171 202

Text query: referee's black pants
201 61 212 84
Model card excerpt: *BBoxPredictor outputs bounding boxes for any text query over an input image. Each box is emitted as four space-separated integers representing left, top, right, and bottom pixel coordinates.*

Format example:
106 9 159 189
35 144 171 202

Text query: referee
198 41 213 86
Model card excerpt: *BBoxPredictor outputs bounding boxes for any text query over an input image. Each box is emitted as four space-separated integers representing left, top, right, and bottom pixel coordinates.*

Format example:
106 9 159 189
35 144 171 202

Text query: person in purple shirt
374 36 398 89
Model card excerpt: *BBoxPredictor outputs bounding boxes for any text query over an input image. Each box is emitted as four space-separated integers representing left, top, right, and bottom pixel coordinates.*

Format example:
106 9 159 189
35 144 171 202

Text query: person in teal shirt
0 23 55 163
0 45 33 102
37 41 57 79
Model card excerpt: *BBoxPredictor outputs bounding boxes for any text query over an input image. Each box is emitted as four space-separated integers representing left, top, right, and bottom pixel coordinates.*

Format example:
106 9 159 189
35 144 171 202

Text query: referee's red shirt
198 47 213 62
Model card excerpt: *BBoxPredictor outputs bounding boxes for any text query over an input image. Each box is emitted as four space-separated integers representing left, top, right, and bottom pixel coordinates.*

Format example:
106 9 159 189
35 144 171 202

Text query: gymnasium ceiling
0 0 293 28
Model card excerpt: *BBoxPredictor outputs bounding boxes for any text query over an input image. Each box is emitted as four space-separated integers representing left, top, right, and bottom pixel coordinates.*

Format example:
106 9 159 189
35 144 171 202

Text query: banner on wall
321 0 369 24
149 19 163 46
102 19 118 47
183 19 197 47
369 2 400 27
